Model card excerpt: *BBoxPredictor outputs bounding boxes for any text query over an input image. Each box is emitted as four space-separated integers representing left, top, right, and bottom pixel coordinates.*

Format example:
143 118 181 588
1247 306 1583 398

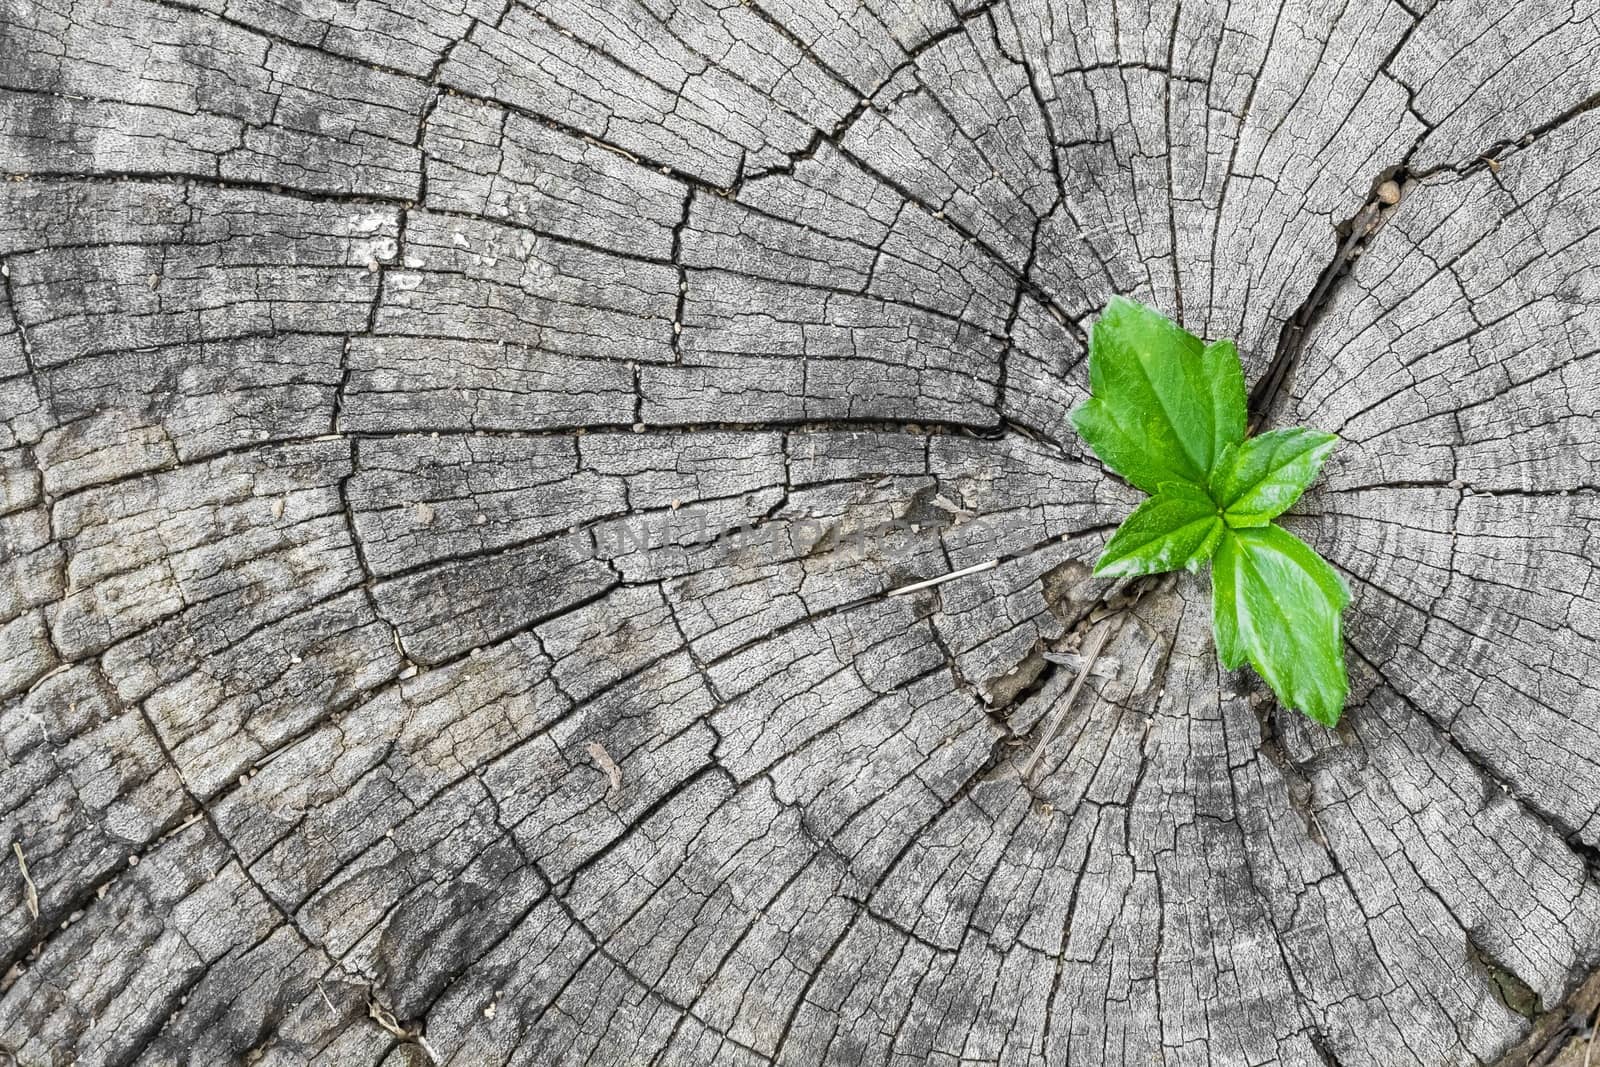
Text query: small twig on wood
367 994 439 1065
12 843 38 920
23 662 70 699
929 494 975 519
583 135 640 164
1021 616 1121 781
886 559 998 597
366 996 405 1037
1039 649 1120 679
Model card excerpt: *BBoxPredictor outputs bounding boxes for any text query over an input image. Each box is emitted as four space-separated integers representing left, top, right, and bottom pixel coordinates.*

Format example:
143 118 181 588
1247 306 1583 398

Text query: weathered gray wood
0 0 1597 1063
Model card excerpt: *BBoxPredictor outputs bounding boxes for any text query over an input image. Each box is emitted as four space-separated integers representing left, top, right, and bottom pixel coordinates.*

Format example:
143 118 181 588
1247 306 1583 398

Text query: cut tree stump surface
0 0 1598 1064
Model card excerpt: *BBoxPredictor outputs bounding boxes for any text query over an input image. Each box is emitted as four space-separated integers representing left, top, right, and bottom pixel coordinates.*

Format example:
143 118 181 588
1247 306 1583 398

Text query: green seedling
1072 296 1349 726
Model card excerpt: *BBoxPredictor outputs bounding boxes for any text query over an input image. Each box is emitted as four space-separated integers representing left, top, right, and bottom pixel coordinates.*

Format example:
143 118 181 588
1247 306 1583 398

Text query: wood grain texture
0 0 1597 1063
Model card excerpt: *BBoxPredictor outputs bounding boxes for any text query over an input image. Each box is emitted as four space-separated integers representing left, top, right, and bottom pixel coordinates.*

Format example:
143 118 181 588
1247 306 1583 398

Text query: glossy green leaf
1212 526 1350 726
1094 482 1224 578
1198 338 1248 468
1212 428 1338 527
1070 399 1181 496
1071 297 1246 493
1211 532 1246 670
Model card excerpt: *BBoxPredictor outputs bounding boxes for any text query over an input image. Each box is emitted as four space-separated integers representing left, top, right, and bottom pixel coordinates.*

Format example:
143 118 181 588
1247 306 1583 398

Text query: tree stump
1 0 1598 1063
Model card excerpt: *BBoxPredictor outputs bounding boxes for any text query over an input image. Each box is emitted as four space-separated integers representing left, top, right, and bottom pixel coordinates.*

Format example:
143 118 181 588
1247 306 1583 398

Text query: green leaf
1211 532 1246 670
1212 526 1350 726
1072 297 1246 493
1212 428 1337 527
1199 339 1248 468
1070 399 1182 496
1094 482 1224 578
